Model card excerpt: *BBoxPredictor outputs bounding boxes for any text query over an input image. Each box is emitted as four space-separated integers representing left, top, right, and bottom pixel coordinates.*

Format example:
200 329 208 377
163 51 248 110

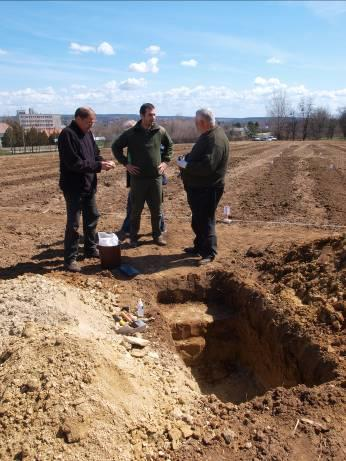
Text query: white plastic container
98 232 119 247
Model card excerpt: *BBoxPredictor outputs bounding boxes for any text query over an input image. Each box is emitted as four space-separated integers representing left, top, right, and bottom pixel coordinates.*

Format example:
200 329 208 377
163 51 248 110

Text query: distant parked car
267 136 277 141
253 137 261 141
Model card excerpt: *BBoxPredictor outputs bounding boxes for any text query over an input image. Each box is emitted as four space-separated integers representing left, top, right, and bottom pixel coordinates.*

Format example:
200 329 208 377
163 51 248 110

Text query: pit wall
157 271 338 391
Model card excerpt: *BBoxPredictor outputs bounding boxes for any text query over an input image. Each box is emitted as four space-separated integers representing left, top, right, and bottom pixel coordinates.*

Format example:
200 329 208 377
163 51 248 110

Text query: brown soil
0 140 345 461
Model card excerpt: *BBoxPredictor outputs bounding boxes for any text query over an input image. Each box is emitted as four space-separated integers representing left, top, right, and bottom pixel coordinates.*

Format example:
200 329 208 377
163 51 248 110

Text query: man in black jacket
178 108 229 265
58 107 114 272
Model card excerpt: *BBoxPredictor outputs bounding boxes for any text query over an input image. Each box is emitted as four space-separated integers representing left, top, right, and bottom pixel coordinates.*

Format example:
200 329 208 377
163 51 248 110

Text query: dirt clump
259 235 346 332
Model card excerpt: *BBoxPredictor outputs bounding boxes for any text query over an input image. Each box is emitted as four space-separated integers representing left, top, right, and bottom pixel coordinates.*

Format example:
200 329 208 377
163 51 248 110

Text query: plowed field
0 140 345 461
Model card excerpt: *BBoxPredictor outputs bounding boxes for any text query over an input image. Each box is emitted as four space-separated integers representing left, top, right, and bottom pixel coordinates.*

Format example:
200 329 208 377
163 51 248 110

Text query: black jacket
58 120 103 194
182 126 229 189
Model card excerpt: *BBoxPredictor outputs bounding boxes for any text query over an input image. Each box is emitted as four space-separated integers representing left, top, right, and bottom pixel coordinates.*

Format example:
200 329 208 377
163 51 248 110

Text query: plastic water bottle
223 205 232 224
137 299 144 317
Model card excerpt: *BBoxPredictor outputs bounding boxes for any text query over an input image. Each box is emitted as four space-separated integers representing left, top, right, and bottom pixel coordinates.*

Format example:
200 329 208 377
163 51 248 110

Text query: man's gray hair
196 108 216 127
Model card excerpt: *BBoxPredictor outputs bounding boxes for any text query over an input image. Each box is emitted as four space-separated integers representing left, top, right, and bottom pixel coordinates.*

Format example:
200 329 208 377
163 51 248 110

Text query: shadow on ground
0 240 197 280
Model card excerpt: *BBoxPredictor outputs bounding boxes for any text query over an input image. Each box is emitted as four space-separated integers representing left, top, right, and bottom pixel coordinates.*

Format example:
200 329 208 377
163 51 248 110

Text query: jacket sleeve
111 131 129 166
160 128 173 163
185 138 220 177
58 130 102 173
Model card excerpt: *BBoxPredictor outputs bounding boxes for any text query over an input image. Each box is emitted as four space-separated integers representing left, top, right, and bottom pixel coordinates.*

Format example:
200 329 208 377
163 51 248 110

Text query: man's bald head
74 107 96 133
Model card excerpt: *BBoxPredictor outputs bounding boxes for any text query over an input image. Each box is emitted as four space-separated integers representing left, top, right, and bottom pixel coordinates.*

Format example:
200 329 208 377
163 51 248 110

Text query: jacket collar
70 120 86 136
134 120 160 132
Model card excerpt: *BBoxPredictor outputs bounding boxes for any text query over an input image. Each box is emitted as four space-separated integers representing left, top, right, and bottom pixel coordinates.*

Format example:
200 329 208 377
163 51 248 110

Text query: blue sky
1 0 346 116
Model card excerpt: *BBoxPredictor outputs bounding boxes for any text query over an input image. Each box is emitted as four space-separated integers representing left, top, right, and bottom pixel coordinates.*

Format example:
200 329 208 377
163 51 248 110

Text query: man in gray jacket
178 108 229 265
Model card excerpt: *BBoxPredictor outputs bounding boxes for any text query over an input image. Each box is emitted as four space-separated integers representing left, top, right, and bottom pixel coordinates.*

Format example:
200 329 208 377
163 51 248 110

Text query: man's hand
158 162 168 175
126 164 141 175
101 161 115 171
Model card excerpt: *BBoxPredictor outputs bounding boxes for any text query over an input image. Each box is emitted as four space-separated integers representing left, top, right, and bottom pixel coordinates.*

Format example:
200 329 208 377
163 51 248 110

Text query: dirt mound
0 276 203 461
259 235 346 332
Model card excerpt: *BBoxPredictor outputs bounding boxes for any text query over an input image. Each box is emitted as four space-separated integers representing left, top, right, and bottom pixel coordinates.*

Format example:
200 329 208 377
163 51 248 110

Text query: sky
1 0 346 117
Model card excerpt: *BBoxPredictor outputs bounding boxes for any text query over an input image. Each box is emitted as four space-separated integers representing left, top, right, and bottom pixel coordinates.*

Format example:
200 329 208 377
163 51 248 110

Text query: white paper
98 232 119 247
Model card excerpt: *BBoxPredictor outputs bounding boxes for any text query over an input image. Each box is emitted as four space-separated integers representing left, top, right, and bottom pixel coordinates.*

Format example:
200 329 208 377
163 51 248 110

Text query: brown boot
154 235 167 246
64 260 81 273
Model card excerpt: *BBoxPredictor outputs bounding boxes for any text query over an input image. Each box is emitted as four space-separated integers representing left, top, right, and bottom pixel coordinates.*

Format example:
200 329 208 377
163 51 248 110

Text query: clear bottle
136 298 144 317
223 205 232 223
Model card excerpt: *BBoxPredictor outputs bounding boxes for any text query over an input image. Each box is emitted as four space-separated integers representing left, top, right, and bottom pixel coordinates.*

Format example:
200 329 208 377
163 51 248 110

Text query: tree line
93 117 199 145
2 121 59 153
267 92 346 140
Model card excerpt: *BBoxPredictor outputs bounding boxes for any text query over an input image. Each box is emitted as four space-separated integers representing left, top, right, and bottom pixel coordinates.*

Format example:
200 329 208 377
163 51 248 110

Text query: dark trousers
186 185 224 258
121 190 166 234
130 177 162 240
63 191 100 263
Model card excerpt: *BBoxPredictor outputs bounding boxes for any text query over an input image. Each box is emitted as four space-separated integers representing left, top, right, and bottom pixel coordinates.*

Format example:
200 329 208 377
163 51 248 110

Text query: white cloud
266 57 282 64
145 45 161 55
2 78 346 116
0 48 8 55
69 41 115 55
70 84 87 90
103 79 147 91
69 42 96 54
97 41 115 56
305 1 346 19
119 78 147 90
129 57 159 73
254 77 283 86
104 80 118 90
180 59 198 67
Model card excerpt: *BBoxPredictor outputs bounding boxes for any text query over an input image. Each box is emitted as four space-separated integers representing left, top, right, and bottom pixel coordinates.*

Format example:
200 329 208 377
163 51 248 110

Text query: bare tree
287 107 298 140
309 107 329 139
267 90 290 140
298 96 313 141
326 116 338 139
338 108 346 138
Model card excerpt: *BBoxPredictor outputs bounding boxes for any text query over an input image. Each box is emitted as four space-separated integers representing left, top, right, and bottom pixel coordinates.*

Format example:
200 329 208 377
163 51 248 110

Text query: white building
0 122 9 147
17 108 62 134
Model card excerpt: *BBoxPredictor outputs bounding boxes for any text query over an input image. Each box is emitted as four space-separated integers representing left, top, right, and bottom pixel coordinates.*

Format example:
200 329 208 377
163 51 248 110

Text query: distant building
230 127 247 140
94 136 106 148
0 122 9 147
17 108 62 135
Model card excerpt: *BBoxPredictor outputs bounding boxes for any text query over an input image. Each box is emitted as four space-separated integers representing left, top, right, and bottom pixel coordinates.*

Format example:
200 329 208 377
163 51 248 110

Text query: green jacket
182 126 230 188
112 121 173 178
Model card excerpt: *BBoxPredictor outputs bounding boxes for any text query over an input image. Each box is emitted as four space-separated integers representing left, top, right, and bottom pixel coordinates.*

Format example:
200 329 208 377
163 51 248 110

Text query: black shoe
117 230 130 242
84 248 99 258
183 247 200 256
64 260 81 273
129 239 139 248
197 256 215 266
153 236 167 246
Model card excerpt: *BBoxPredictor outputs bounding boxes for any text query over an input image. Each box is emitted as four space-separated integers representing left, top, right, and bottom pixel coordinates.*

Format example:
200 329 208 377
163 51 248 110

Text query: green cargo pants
130 176 162 240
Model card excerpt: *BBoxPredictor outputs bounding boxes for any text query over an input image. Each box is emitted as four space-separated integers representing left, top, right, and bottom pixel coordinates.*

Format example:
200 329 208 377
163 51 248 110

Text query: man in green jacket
178 108 229 265
112 103 173 247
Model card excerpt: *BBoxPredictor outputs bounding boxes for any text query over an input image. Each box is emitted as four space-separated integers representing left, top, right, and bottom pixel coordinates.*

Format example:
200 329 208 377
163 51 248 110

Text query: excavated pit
157 271 337 404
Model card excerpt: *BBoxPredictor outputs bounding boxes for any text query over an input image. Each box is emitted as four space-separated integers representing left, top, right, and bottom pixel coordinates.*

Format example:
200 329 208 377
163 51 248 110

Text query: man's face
141 108 156 126
76 114 96 133
195 116 205 133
